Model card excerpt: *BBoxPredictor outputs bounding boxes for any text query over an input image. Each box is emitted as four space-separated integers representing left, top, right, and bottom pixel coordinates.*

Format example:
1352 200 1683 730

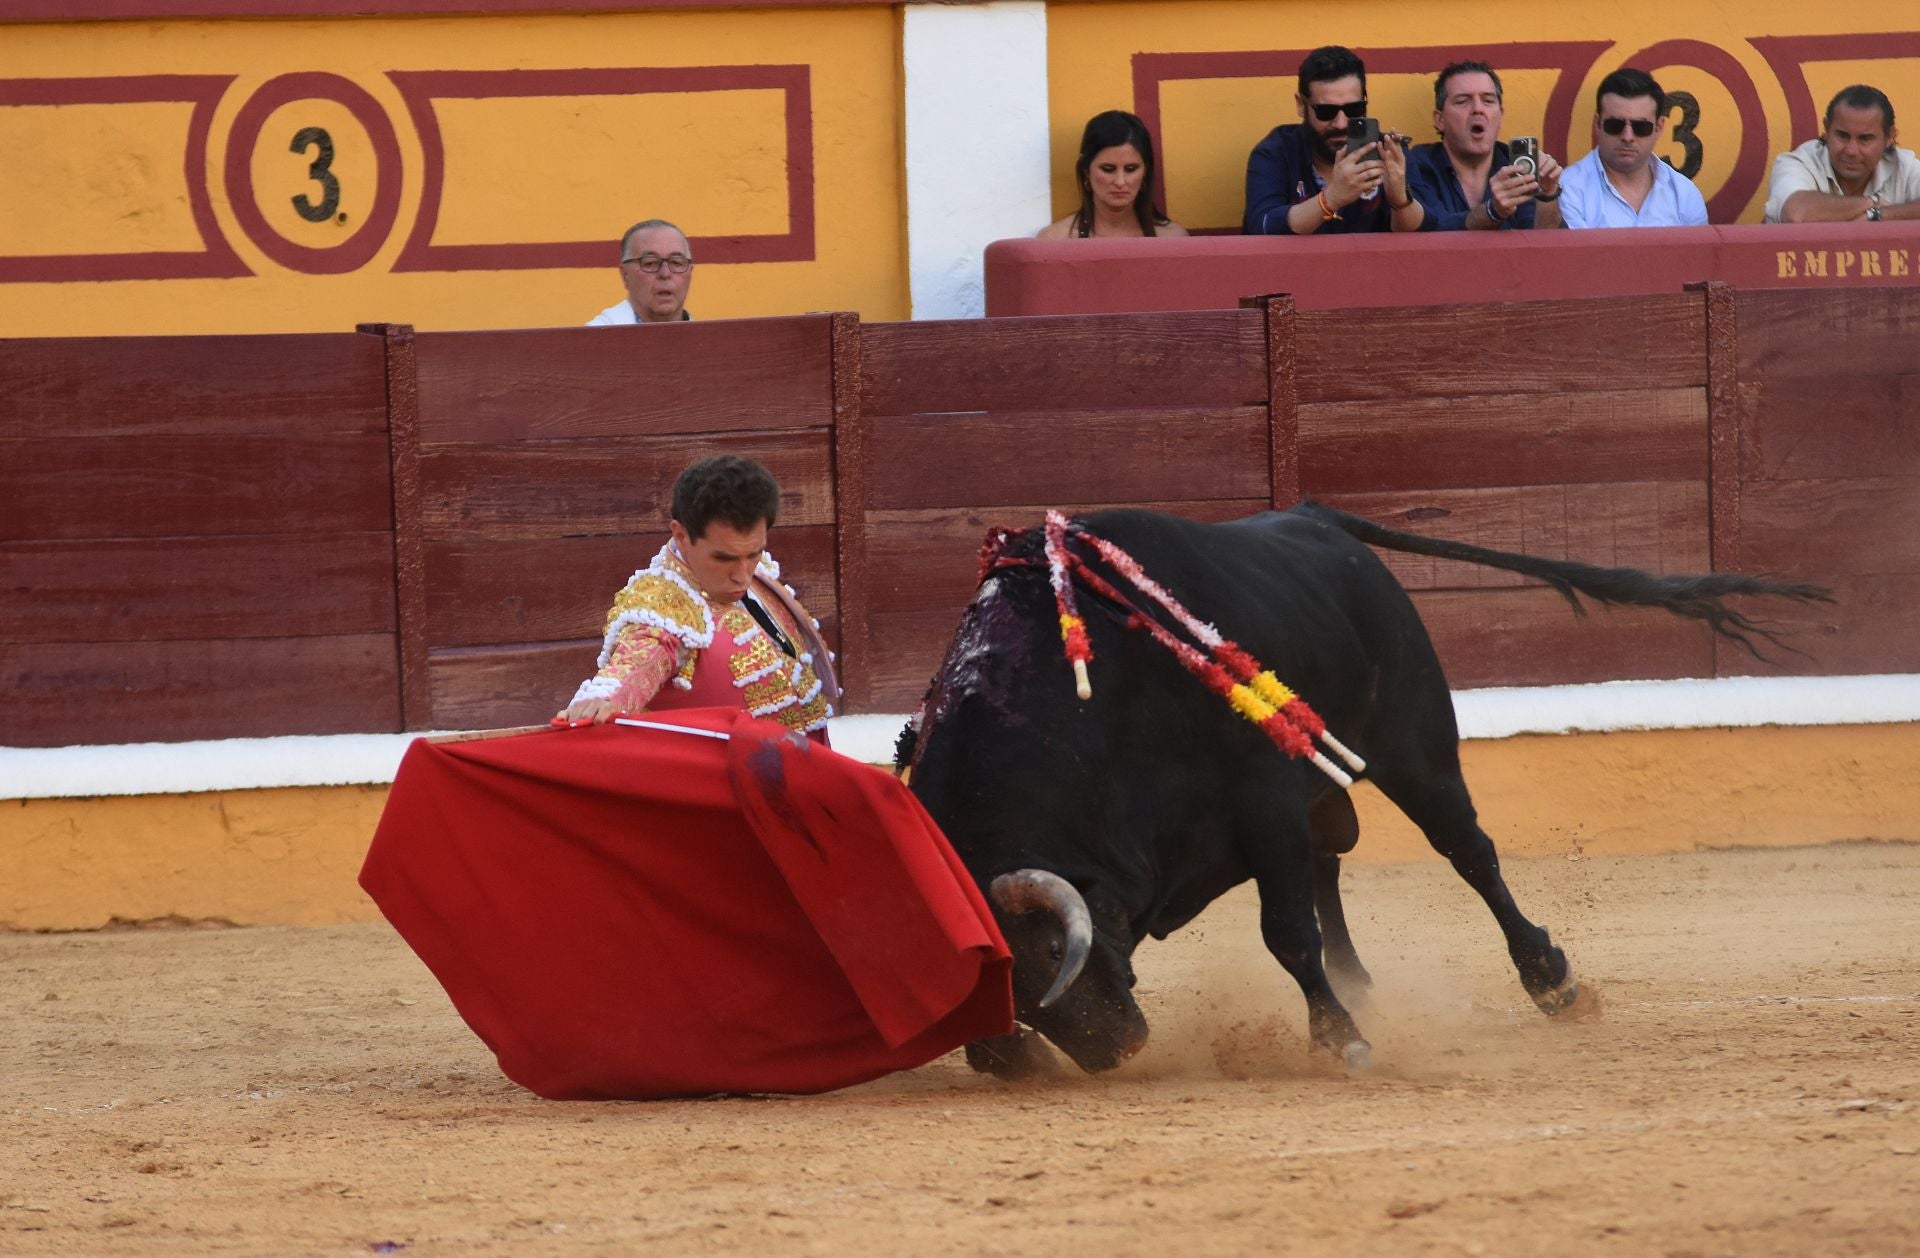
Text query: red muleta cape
359 708 1013 1099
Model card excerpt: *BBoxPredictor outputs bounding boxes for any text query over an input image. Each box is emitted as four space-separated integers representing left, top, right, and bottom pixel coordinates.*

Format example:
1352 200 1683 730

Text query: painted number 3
1664 91 1703 179
290 126 341 222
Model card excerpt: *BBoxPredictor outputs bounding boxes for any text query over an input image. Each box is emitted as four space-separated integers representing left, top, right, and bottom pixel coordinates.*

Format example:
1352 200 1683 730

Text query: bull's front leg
963 1027 1063 1080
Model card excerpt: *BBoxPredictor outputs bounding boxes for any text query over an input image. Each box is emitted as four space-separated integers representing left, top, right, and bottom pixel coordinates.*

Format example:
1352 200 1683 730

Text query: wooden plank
1260 294 1299 508
1738 374 1920 483
1696 280 1740 577
1735 288 1920 379
864 500 1269 615
1713 571 1920 679
865 606 971 714
417 429 833 542
1296 292 1705 402
1 533 395 643
428 640 600 732
0 333 389 440
1316 484 1709 592
1737 477 1920 578
424 525 839 648
830 310 873 712
0 433 392 542
859 310 1267 415
412 316 834 443
374 323 433 733
1 634 400 747
1411 588 1716 688
1300 388 1707 494
867 408 1269 510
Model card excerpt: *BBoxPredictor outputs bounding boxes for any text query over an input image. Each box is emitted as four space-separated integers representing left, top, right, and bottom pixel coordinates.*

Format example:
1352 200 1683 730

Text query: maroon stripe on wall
388 64 815 273
0 75 250 282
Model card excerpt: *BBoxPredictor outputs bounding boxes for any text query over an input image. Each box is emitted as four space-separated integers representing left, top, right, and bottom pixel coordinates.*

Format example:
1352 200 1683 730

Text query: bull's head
988 869 1150 1072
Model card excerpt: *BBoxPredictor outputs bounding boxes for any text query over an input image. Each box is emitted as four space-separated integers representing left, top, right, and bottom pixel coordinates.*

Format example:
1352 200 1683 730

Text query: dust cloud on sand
4 842 1918 1256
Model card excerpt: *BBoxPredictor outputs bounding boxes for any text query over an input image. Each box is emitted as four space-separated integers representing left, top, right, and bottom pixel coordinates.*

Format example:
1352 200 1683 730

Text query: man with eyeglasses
1406 60 1565 231
1559 69 1708 229
1764 85 1920 223
1243 45 1426 235
587 218 696 325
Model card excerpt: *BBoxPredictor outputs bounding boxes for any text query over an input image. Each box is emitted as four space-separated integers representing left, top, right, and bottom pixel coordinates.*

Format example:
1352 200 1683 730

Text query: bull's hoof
1340 1040 1373 1073
964 1028 1063 1080
1532 976 1604 1022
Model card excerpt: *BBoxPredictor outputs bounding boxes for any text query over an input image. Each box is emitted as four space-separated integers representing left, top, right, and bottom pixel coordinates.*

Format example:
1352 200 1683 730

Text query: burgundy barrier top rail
985 222 1920 317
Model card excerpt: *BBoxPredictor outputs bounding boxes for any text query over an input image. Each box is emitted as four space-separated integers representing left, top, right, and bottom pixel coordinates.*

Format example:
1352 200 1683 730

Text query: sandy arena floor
4 841 1918 1257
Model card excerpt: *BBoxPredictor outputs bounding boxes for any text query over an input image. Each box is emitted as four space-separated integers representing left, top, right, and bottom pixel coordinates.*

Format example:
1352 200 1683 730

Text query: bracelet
1317 190 1340 222
1486 199 1512 224
1536 189 1560 203
1388 194 1413 211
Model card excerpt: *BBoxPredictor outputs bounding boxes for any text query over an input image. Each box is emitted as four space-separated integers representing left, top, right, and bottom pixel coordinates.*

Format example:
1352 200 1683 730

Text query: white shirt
1559 149 1710 228
585 300 691 326
585 299 638 326
1764 138 1920 222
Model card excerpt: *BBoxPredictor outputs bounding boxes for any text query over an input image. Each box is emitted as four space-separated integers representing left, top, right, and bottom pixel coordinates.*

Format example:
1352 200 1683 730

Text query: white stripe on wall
902 1 1052 319
5 674 1918 801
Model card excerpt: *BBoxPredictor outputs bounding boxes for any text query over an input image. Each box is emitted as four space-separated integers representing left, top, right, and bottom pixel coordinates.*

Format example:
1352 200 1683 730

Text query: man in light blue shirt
1560 69 1709 229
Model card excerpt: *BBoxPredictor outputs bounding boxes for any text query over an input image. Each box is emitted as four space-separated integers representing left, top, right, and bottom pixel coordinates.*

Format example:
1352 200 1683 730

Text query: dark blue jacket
1405 140 1537 230
1243 123 1396 236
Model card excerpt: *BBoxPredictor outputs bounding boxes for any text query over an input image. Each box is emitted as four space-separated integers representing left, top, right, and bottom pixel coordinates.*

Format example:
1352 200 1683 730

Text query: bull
896 503 1828 1077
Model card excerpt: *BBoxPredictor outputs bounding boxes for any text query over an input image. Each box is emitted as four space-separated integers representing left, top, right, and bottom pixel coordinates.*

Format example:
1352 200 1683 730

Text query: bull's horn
989 869 1093 1009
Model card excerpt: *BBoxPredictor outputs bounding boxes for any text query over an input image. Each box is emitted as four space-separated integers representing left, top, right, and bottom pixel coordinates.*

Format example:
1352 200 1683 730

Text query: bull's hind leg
1370 760 1590 1017
1309 790 1373 998
1244 795 1372 1068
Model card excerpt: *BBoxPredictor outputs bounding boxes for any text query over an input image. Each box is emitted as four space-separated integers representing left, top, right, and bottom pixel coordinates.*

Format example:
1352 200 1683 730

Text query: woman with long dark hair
1039 110 1189 239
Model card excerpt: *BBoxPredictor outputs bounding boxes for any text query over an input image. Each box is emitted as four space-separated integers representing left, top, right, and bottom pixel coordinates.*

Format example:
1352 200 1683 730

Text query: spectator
587 219 694 324
1407 61 1565 230
1243 45 1425 235
1039 111 1189 239
1765 85 1920 223
557 455 837 739
1559 69 1708 228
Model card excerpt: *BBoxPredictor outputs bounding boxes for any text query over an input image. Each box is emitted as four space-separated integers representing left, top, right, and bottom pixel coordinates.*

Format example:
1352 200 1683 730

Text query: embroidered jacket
568 543 837 734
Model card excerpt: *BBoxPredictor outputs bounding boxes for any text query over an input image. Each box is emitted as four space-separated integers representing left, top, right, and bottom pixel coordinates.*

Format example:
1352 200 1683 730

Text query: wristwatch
1868 192 1884 222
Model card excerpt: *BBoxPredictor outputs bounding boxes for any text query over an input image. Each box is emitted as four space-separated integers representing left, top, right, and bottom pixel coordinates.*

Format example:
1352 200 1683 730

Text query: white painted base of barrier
5 674 1919 802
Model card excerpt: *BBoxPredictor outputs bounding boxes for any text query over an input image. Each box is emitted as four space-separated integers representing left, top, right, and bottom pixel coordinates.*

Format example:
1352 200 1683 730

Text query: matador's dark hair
671 455 780 540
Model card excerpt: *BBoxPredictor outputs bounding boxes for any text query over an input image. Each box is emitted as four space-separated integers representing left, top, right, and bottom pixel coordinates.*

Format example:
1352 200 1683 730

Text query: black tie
743 593 797 658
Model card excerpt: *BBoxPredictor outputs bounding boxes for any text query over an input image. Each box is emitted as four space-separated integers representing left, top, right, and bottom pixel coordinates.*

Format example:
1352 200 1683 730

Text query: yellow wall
1047 2 1920 231
6 724 1918 931
0 8 906 336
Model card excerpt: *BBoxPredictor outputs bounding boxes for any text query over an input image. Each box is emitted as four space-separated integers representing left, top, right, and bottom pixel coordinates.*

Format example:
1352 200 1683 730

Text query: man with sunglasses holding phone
1243 45 1427 235
1764 85 1920 223
1559 69 1708 229
587 218 696 324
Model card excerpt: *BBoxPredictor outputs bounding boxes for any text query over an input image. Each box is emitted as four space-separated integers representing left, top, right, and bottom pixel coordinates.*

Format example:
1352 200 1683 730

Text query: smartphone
1345 116 1382 159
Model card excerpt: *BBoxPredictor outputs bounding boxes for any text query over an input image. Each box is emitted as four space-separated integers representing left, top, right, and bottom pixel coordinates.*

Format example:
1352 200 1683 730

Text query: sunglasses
1310 100 1369 122
1599 116 1656 138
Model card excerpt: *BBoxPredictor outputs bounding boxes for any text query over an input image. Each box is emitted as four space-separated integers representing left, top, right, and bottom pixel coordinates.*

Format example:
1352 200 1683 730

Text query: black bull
897 503 1828 1076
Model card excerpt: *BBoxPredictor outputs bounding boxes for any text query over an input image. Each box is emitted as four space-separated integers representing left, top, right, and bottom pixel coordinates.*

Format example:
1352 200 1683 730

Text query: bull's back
1077 507 1448 726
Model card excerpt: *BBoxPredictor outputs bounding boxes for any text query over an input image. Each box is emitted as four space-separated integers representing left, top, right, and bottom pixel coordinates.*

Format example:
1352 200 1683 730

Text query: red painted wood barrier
985 223 1920 317
3 285 1914 746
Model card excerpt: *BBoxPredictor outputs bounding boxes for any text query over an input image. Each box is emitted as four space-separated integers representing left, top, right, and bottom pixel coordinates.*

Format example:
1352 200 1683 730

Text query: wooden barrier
0 333 398 746
985 222 1920 317
398 315 841 731
3 287 1914 748
856 309 1271 710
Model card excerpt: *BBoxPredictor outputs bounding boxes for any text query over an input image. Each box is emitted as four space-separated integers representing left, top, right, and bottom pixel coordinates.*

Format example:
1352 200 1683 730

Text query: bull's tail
1298 500 1834 658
